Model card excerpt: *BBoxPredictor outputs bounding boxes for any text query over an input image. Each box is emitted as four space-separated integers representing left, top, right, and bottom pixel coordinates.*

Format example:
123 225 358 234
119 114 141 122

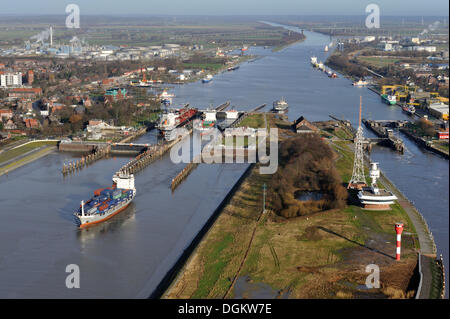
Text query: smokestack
50 26 53 47
395 223 404 261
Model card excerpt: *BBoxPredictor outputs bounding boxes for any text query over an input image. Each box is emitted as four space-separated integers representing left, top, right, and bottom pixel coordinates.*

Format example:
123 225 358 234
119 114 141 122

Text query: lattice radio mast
348 96 367 189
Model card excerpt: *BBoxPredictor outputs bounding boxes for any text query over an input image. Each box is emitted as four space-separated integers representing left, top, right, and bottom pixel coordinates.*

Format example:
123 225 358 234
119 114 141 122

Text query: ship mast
348 96 367 189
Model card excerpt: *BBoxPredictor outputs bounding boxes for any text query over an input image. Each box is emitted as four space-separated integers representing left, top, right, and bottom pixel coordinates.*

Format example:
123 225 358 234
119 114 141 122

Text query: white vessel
202 74 213 83
357 162 398 210
159 90 175 105
273 97 289 113
353 79 369 86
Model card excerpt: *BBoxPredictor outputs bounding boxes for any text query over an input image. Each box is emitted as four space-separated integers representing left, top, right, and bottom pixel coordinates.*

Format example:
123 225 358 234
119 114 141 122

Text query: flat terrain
164 116 419 299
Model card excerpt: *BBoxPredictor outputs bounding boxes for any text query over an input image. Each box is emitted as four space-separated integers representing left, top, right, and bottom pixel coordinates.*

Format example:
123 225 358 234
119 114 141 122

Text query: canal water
0 25 447 298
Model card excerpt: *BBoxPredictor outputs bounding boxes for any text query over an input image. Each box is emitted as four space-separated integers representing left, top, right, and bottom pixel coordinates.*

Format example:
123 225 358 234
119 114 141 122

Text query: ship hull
272 107 288 113
78 201 132 228
381 95 396 105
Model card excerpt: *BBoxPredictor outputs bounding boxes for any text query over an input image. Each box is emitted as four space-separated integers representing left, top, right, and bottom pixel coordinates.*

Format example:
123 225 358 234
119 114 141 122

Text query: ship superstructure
194 110 216 135
157 107 198 141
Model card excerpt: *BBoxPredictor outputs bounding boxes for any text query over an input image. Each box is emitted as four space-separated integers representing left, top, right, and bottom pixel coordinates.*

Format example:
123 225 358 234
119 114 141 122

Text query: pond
295 191 325 201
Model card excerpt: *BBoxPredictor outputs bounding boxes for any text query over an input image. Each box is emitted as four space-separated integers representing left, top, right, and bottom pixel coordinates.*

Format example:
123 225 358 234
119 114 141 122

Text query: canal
0 25 447 298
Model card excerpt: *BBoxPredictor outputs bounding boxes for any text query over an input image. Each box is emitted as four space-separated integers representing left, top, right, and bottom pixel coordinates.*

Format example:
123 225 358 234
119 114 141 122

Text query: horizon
0 0 448 16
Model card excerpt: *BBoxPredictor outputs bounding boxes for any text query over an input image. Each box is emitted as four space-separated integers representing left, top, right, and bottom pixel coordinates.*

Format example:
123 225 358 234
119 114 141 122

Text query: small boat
324 45 329 52
227 66 240 71
159 90 174 105
353 79 368 86
402 105 416 115
273 97 289 113
202 74 213 83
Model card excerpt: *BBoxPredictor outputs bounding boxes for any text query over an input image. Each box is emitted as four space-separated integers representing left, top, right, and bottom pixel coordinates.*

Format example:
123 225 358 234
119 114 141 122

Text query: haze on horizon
1 0 449 16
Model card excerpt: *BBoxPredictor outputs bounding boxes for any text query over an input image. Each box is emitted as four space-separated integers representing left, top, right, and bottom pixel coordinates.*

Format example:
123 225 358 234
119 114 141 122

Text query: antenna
359 96 362 127
348 96 367 189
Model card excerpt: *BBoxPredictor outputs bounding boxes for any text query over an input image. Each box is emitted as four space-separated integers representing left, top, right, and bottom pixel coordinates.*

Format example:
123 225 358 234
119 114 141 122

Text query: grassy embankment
432 140 449 154
0 141 57 176
165 115 418 299
182 54 255 83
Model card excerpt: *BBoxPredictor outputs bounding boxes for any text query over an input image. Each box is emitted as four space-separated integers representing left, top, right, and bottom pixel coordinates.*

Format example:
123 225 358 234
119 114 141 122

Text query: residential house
292 116 319 134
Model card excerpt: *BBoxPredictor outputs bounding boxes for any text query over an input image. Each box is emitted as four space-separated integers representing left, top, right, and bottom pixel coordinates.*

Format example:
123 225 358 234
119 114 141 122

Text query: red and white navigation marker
395 223 404 261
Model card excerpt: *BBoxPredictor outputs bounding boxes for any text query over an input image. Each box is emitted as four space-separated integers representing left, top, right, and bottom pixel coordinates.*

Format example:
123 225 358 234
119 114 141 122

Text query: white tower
348 97 367 189
369 162 380 194
50 26 53 47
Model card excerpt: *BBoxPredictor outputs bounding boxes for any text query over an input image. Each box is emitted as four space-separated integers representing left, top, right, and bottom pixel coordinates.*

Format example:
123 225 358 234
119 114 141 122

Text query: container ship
74 172 136 228
273 97 289 113
157 107 198 141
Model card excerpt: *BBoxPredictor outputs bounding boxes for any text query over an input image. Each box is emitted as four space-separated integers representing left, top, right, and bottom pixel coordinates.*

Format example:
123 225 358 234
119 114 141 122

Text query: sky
0 0 448 16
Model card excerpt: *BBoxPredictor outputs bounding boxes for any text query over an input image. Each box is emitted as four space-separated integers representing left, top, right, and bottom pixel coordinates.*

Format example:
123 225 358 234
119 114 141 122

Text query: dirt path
222 210 265 299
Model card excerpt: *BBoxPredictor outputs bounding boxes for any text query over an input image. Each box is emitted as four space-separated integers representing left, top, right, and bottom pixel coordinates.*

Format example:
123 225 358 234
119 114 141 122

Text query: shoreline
0 146 56 177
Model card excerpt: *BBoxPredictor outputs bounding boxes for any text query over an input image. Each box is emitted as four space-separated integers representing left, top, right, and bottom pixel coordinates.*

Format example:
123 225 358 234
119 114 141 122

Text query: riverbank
0 144 56 177
271 36 307 53
182 54 256 84
400 128 449 159
163 116 436 299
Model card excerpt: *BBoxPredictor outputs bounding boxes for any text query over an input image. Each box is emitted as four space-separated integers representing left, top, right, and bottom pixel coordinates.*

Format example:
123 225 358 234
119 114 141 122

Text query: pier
59 126 151 175
215 101 231 111
117 130 192 175
171 159 199 191
61 144 111 175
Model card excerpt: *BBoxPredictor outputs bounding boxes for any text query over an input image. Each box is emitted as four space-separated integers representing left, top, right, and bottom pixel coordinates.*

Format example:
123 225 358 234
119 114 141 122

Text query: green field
357 56 401 68
0 141 57 165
